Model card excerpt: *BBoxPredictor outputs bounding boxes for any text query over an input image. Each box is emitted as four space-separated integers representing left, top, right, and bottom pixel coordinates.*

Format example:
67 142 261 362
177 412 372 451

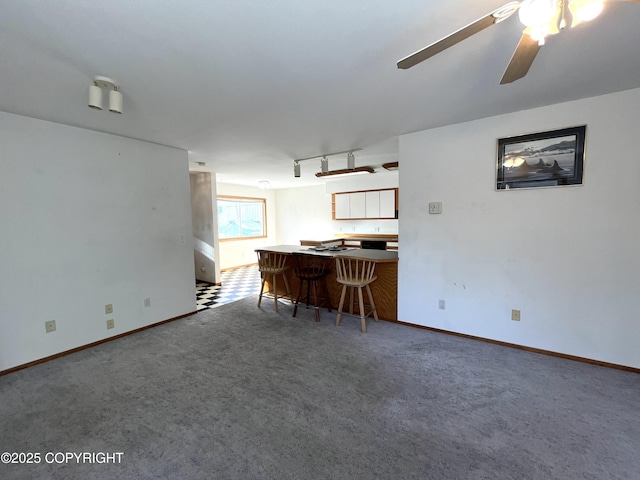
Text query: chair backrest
335 256 377 285
256 251 289 273
292 253 330 279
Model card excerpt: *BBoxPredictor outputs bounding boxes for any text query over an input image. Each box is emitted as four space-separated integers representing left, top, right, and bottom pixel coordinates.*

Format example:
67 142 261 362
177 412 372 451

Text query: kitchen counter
264 245 397 262
255 245 398 321
300 234 399 250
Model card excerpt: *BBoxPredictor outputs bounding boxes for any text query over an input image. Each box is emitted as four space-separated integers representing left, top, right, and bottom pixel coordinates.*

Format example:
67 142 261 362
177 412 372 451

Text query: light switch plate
429 202 442 214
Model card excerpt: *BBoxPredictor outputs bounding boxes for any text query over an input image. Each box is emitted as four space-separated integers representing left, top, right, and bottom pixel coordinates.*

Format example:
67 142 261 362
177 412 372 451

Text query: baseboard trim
5 312 636 376
0 310 198 377
395 320 640 374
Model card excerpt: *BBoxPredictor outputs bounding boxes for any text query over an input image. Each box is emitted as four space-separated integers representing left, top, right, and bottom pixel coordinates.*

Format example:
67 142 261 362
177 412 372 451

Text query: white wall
398 87 640 368
0 112 195 371
275 185 334 244
216 183 277 269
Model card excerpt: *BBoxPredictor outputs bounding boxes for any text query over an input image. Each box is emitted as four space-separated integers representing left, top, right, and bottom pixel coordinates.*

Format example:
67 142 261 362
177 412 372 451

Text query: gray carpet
1 296 639 480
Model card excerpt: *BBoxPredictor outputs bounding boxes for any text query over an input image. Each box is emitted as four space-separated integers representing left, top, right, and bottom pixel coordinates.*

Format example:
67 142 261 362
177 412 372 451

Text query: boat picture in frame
496 125 586 190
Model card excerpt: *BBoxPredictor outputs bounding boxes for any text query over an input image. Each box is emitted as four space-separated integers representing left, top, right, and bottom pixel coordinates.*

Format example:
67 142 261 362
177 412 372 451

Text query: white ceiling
2 0 639 188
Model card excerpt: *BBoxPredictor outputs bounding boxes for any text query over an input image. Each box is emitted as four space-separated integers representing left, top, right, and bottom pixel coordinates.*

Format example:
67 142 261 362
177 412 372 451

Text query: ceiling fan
397 0 639 84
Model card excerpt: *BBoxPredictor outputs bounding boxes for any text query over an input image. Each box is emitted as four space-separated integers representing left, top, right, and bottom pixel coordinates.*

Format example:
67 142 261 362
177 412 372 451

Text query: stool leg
305 278 311 307
258 273 267 308
348 286 354 315
312 280 320 322
357 286 367 333
293 277 303 317
273 274 278 312
336 284 347 326
322 277 332 312
282 272 292 304
365 284 379 321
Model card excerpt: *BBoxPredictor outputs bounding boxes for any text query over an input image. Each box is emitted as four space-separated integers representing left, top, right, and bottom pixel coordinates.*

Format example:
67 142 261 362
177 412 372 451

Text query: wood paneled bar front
255 245 398 321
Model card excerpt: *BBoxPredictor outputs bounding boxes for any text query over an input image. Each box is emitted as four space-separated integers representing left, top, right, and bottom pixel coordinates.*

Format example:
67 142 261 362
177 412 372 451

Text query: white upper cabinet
333 188 397 220
365 191 380 218
334 193 350 219
379 189 396 218
349 192 366 218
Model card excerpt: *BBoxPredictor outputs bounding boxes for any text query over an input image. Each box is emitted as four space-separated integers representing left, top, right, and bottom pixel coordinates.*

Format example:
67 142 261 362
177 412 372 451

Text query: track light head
347 152 355 169
88 85 103 110
321 156 329 173
109 89 123 113
294 161 301 178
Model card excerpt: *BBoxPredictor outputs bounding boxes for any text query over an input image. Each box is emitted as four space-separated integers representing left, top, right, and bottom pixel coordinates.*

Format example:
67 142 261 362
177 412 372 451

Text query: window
217 196 266 240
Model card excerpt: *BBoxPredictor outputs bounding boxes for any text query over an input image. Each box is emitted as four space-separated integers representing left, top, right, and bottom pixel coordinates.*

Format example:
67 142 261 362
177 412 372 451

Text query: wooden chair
335 256 379 333
292 253 332 322
257 250 292 312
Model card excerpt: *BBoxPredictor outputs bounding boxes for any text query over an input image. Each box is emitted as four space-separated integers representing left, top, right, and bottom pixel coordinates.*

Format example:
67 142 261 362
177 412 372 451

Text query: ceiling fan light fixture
568 0 604 28
520 0 563 45
492 2 521 23
519 0 558 28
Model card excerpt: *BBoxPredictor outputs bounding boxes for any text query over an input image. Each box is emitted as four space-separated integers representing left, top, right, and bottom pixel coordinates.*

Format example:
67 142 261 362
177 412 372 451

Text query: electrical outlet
45 320 56 333
105 304 113 315
106 319 115 330
511 309 521 321
428 202 442 214
439 299 446 310
144 297 151 308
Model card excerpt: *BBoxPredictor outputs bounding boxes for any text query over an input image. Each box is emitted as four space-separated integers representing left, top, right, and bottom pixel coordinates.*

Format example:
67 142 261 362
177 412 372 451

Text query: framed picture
496 125 586 190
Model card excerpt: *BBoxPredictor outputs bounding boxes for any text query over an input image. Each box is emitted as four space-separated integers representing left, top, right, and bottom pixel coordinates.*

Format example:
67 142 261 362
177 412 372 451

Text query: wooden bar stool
257 250 292 312
335 256 379 333
292 253 332 322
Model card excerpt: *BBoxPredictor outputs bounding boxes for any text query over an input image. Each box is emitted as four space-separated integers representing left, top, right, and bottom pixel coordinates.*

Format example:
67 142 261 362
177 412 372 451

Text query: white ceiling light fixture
258 180 271 189
89 76 123 114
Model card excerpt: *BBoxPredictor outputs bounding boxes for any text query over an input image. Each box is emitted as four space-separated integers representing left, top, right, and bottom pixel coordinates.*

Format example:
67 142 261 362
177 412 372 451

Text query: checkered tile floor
196 264 263 310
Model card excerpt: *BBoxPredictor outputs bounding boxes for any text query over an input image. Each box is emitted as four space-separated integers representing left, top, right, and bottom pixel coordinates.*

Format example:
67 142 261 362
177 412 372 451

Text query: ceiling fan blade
500 34 541 84
397 14 496 69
